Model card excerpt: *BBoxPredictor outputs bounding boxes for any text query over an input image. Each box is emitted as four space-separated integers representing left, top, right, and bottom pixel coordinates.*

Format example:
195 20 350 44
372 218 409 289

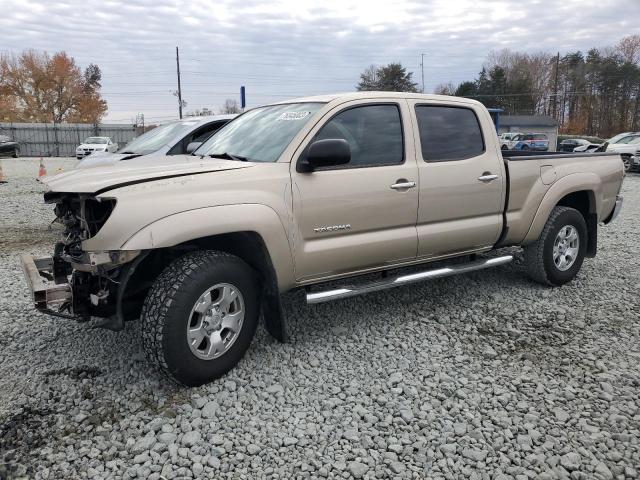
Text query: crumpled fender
121 203 295 291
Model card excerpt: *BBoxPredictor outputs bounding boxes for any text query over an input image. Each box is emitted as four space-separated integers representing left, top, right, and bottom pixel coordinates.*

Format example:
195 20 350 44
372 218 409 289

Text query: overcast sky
1 0 637 123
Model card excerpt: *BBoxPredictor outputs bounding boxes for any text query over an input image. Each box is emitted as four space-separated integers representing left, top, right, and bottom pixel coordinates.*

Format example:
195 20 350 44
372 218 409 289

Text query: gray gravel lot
0 158 638 480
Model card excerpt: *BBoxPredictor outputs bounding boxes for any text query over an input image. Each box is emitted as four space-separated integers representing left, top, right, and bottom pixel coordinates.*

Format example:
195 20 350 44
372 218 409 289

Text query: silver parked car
76 115 236 169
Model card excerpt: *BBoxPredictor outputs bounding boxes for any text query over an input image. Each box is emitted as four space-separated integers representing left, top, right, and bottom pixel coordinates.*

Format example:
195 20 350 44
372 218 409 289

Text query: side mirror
299 139 351 172
186 141 202 154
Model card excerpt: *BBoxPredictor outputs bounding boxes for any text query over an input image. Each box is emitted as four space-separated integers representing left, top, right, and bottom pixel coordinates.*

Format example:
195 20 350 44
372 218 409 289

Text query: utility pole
552 52 560 119
420 53 426 93
176 46 183 119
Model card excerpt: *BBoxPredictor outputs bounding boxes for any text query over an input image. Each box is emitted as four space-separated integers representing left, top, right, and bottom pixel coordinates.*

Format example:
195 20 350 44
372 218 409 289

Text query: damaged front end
21 192 140 330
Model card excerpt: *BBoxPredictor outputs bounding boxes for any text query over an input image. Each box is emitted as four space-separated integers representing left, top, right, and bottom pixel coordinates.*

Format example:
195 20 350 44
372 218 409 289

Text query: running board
306 255 513 304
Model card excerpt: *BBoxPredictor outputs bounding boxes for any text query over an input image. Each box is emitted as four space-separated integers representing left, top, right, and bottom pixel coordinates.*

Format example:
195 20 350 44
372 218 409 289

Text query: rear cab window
414 105 485 161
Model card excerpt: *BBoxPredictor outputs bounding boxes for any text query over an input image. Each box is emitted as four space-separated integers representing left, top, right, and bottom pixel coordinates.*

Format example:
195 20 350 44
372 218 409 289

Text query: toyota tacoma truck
21 92 624 386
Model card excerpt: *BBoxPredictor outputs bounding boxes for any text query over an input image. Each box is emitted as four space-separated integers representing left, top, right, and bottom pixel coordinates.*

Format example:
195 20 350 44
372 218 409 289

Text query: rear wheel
12 148 19 158
141 250 260 386
524 206 587 286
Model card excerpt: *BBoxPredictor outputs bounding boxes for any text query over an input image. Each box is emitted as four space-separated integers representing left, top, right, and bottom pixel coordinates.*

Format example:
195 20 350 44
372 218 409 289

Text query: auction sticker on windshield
277 111 311 121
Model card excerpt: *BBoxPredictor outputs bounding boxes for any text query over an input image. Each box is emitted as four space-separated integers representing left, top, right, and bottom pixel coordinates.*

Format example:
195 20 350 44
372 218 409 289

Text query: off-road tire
141 250 260 386
524 206 587 286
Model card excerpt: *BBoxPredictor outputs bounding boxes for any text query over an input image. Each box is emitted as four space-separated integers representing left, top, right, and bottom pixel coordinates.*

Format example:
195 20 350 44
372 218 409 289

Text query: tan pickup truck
22 92 624 385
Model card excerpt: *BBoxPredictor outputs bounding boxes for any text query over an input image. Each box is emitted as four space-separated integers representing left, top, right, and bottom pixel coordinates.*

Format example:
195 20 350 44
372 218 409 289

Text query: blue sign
240 86 246 109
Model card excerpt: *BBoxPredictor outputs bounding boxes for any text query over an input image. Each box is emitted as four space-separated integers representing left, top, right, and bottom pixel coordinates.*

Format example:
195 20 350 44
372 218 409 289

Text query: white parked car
76 115 236 169
499 132 521 150
573 143 602 153
604 133 640 171
75 137 118 159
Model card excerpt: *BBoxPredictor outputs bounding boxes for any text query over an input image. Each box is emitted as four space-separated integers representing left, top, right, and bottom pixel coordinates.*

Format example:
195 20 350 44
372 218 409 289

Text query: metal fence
0 122 137 157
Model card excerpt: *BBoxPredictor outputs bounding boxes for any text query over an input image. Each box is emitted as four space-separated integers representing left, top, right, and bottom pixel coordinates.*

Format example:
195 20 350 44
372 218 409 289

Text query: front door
291 100 419 282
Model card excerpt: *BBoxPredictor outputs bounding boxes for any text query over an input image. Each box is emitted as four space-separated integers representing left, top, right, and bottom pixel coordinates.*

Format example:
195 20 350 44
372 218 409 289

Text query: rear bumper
20 254 74 318
604 195 623 224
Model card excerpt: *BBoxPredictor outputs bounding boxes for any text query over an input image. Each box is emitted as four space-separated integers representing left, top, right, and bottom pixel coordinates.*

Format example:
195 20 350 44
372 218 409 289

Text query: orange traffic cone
38 157 47 178
0 162 6 184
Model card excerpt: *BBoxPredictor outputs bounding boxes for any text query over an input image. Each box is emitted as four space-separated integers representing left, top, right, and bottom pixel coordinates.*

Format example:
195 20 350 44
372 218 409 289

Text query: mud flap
261 288 288 342
586 214 597 258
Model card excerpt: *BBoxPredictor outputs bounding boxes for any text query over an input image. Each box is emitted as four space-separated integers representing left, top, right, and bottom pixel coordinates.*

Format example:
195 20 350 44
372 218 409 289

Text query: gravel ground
0 159 638 480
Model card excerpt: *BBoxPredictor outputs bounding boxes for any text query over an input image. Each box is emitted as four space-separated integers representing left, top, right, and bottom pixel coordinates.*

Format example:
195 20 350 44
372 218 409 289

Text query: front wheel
622 155 631 173
524 206 587 286
12 148 19 158
141 250 260 386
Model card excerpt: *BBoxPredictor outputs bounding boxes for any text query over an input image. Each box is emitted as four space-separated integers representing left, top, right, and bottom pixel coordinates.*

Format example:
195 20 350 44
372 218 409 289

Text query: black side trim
504 151 619 161
94 168 238 195
493 159 511 248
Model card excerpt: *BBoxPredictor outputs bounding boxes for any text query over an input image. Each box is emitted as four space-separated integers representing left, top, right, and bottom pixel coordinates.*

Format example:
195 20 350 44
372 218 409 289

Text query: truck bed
499 152 624 247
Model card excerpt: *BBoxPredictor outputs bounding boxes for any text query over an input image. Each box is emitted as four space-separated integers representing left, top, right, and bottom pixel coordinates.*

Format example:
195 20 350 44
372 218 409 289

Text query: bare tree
617 34 640 64
172 90 187 111
356 64 379 90
433 82 456 95
219 99 240 114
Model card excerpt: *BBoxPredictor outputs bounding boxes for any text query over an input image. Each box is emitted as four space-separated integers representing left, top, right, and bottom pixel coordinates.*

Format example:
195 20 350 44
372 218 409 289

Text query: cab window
312 104 403 168
415 105 485 162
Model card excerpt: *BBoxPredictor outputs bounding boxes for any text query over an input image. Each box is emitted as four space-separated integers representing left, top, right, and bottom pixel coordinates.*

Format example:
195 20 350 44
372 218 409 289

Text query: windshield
197 103 324 162
607 133 631 144
84 137 109 144
119 120 199 154
616 134 640 144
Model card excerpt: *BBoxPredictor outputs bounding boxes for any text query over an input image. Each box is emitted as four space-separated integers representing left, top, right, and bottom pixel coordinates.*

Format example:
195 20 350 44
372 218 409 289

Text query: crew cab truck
21 92 624 386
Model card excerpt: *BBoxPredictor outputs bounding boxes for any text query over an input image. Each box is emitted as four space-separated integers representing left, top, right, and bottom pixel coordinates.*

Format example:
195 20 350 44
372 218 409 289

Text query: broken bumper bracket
20 254 76 319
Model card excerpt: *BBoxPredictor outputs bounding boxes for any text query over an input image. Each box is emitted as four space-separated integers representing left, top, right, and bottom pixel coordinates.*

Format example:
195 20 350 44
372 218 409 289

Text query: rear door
291 100 419 281
409 100 505 259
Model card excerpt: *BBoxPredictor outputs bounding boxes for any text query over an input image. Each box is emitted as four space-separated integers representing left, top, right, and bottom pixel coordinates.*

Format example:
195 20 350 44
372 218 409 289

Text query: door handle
478 173 499 182
390 180 416 190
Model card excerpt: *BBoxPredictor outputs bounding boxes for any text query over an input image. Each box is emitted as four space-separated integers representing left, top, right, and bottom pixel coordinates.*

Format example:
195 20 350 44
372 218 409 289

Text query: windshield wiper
119 151 138 154
208 152 248 162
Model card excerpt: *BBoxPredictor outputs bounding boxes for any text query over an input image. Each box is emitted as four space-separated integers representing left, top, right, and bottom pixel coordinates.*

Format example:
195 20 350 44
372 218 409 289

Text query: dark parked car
559 138 591 152
0 135 19 157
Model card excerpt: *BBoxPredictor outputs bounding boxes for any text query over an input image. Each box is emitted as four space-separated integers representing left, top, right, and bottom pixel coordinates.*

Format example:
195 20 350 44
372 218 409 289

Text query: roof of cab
155 114 237 126
272 91 482 106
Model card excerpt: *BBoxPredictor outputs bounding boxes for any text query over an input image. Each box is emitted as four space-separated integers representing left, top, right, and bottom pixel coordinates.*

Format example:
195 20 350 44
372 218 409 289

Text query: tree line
357 35 640 138
0 50 107 124
436 35 640 137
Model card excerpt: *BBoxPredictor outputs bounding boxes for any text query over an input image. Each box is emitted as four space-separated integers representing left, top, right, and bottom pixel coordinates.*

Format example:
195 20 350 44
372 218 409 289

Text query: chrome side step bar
306 255 513 304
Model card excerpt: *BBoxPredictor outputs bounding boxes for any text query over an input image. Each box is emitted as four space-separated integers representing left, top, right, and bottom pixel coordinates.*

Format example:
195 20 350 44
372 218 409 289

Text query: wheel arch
119 230 289 341
522 173 600 257
118 204 295 341
121 204 295 290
